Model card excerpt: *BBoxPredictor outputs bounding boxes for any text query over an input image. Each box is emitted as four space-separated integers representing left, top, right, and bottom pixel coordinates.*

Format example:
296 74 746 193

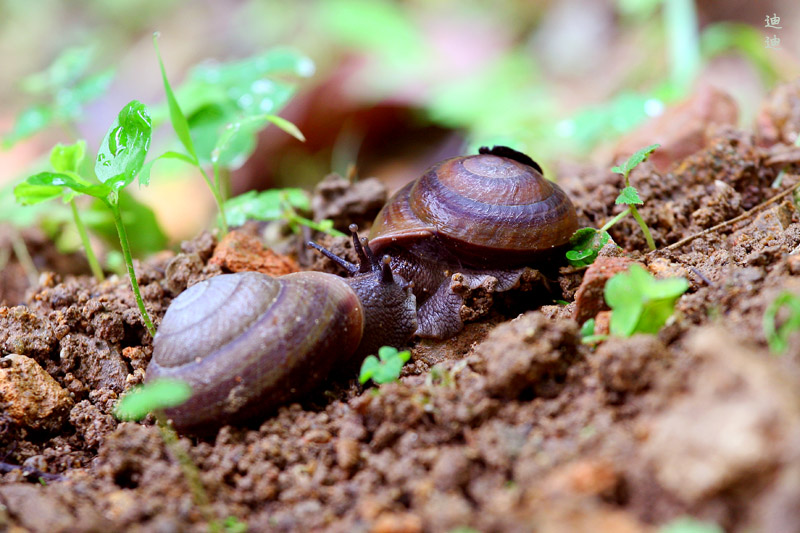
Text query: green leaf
13 181 64 206
613 143 660 178
49 140 86 173
139 150 198 186
565 227 611 268
223 188 311 227
114 379 192 421
21 46 94 94
580 318 596 338
616 186 643 205
763 291 800 354
3 105 53 147
57 69 115 120
153 34 198 162
605 264 688 337
358 355 381 385
212 114 305 168
24 171 111 199
95 100 153 193
359 346 411 385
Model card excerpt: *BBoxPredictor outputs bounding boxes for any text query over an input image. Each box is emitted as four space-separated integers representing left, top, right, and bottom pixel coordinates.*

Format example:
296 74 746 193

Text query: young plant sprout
566 143 659 267
359 346 412 385
14 140 105 281
763 291 800 354
604 263 688 337
223 188 345 236
147 34 309 234
3 46 114 147
16 100 157 336
611 143 659 250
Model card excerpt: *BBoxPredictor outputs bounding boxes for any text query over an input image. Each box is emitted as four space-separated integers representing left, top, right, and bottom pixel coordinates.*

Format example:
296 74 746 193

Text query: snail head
308 225 417 356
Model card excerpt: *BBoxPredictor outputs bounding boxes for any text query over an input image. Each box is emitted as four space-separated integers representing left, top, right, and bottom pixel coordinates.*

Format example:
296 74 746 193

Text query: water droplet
237 94 254 109
259 99 273 112
297 57 315 77
109 126 128 156
250 79 273 94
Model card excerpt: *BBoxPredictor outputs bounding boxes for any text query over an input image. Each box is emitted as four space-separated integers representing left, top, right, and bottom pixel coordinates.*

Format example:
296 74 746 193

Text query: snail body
147 247 416 434
368 146 578 338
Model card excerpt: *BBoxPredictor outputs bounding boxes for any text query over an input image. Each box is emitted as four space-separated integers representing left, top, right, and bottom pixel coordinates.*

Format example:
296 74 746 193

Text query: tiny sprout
114 379 192 422
359 346 411 385
605 263 688 337
611 143 659 251
763 291 800 354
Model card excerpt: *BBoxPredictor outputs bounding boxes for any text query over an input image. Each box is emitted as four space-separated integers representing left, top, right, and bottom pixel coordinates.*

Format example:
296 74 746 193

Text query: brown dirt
3 83 800 532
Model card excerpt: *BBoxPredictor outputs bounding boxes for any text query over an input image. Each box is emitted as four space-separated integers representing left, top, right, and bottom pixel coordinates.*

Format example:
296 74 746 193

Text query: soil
3 83 800 533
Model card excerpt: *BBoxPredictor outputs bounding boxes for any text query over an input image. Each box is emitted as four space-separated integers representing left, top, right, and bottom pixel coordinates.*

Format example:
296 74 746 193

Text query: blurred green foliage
3 46 114 147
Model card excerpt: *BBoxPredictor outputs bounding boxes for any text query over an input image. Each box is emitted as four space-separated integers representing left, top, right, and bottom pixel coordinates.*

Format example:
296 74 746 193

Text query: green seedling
114 379 192 422
14 140 104 281
611 143 659 250
659 516 723 533
3 46 114 147
16 100 157 336
566 228 611 268
565 144 659 266
605 263 688 337
223 188 345 236
114 380 226 532
763 291 800 354
147 35 309 234
359 346 411 385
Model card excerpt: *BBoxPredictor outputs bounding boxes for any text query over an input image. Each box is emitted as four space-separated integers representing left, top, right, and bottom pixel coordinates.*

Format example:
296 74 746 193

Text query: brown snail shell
369 150 578 267
147 271 364 433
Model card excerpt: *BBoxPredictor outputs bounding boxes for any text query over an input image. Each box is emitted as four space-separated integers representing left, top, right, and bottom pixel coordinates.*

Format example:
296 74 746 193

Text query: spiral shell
369 151 578 267
146 271 363 433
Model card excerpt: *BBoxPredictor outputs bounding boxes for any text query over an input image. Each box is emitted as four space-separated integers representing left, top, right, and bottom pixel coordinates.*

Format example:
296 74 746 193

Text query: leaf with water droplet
18 171 111 202
95 100 152 195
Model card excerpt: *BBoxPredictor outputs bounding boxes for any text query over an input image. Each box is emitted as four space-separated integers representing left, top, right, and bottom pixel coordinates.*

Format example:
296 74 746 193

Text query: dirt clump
0 354 73 432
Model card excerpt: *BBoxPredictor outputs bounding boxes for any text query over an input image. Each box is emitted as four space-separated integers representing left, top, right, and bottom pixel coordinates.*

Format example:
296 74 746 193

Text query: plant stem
664 0 700 91
11 232 39 286
629 205 656 250
202 164 228 234
110 202 156 337
70 200 105 281
155 416 219 532
600 208 631 232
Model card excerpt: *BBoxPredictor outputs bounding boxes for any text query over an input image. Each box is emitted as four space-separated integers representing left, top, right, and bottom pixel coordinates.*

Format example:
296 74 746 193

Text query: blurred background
1 0 799 276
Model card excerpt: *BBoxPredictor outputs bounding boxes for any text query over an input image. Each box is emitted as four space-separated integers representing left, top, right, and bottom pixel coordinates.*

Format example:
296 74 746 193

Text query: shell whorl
369 152 578 267
147 271 363 433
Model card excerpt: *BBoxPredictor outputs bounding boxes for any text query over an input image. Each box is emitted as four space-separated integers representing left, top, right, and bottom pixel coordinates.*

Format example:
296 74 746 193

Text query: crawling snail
366 145 578 338
146 233 417 434
146 146 577 432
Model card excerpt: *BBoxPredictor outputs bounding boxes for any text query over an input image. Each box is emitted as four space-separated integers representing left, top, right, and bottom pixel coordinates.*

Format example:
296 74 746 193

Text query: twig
657 183 799 253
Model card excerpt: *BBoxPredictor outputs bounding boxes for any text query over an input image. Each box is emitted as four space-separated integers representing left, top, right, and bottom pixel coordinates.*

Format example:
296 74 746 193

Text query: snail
146 231 417 434
365 145 578 338
146 146 577 432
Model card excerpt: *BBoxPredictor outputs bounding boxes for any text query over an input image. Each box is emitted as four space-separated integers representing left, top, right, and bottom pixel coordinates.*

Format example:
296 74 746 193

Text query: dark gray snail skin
146 243 416 434
367 145 579 339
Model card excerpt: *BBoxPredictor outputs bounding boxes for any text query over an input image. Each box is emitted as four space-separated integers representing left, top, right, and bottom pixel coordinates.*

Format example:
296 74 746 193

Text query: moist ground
2 84 800 532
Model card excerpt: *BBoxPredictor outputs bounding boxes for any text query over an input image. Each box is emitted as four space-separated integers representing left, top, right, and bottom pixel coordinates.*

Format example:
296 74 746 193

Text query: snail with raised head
146 231 416 434
146 146 577 433
366 145 578 338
